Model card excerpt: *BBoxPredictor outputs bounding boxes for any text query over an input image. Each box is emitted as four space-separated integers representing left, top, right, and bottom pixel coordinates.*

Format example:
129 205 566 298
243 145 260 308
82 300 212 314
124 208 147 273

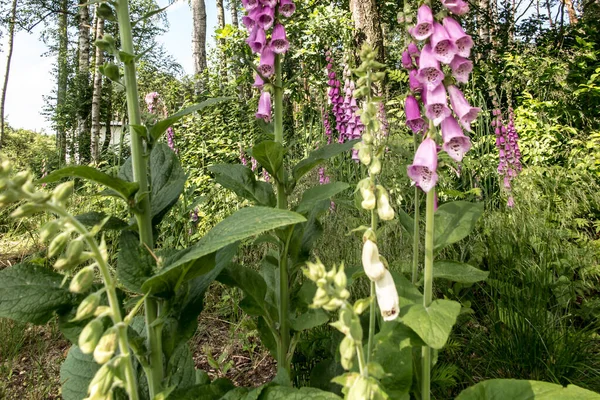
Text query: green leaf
295 182 349 214
252 141 285 177
218 263 268 315
396 207 415 237
149 97 232 142
310 359 345 395
148 143 187 225
258 386 342 399
400 299 461 349
38 165 139 200
60 346 100 400
75 212 128 230
292 140 358 181
209 164 276 207
433 260 489 283
132 3 171 26
434 201 484 251
0 263 76 324
168 378 237 399
166 344 196 391
142 207 305 295
455 379 600 400
372 328 414 398
117 231 156 294
290 308 330 331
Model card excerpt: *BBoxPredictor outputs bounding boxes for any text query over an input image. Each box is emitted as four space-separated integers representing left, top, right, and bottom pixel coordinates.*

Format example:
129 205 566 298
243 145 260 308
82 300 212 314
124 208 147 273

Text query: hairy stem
421 189 435 400
412 132 421 284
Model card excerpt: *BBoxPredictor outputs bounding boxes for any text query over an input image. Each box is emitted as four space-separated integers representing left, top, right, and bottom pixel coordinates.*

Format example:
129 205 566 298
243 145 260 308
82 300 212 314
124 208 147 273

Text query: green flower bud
0 190 18 206
0 159 11 173
12 171 31 187
101 63 120 82
94 327 117 364
349 317 363 342
369 158 381 175
376 186 395 221
94 306 112 318
347 375 369 400
323 298 344 312
362 132 374 145
96 3 117 21
73 292 101 321
10 203 43 218
339 336 355 370
360 186 376 210
52 181 74 204
334 266 347 289
70 266 95 294
40 221 60 243
87 363 114 399
79 319 104 354
358 146 372 166
48 231 70 258
67 238 84 261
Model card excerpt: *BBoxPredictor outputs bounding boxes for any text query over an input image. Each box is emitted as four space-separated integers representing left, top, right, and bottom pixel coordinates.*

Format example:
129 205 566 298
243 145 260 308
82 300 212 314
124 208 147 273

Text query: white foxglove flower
375 269 400 321
376 186 395 221
361 239 386 281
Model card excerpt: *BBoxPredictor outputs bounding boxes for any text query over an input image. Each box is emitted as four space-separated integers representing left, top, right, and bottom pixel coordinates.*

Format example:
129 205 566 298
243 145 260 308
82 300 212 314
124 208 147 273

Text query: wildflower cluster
242 0 295 121
492 98 522 206
402 2 480 193
144 91 176 153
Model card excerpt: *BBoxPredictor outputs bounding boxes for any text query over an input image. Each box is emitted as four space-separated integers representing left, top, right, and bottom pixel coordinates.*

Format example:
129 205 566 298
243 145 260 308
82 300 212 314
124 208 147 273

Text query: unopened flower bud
339 336 355 370
48 231 70 258
10 203 43 218
358 145 371 166
303 260 325 282
87 363 114 399
67 238 84 261
376 186 395 221
375 270 400 321
361 189 376 210
52 181 74 204
323 298 344 311
94 306 112 317
94 327 117 364
70 266 95 293
79 319 104 354
334 267 347 289
361 240 386 281
74 292 101 321
40 221 60 243
369 158 381 175
0 190 18 206
12 171 31 187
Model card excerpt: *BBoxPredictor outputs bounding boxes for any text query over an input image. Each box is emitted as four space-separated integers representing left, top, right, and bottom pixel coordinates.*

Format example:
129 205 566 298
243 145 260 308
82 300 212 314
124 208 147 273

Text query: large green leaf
148 143 187 224
75 211 128 230
142 207 305 295
38 165 139 200
166 344 196 391
117 231 156 293
290 308 329 332
433 260 489 283
217 263 268 316
149 97 232 141
257 386 342 399
292 140 358 182
209 164 275 207
252 141 285 177
295 182 349 214
0 263 76 324
372 334 413 398
60 345 100 400
400 299 461 349
434 201 484 251
397 207 415 237
455 379 600 400
168 378 237 399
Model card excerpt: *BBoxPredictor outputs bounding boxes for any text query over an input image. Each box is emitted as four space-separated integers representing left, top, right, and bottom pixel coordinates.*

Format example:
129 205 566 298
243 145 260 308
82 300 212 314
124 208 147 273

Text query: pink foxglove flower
375 270 400 321
241 0 259 11
431 22 457 64
258 47 275 77
270 24 289 54
407 137 439 193
409 69 422 93
443 0 469 15
405 95 425 133
257 6 275 30
447 85 480 131
449 56 473 83
259 0 276 7
253 74 264 88
408 42 420 56
247 27 266 53
441 115 471 162
402 51 413 69
255 91 272 121
279 0 296 18
424 84 452 126
443 17 474 58
410 5 434 41
417 44 445 90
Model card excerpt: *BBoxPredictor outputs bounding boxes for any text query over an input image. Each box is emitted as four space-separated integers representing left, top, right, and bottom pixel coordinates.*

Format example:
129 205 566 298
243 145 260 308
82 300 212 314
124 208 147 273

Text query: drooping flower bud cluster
492 98 522 207
144 91 177 153
402 4 480 193
242 0 294 122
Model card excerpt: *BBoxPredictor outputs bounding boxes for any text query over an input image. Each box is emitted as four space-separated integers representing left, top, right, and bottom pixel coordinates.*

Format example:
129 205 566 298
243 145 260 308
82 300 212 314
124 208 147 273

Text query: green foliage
456 379 600 400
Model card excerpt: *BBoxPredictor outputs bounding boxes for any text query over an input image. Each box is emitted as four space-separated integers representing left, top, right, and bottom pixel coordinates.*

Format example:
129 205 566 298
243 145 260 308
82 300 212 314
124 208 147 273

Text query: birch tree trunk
0 0 18 150
91 16 104 163
229 0 238 28
349 0 384 62
479 0 490 43
546 0 554 27
56 0 69 163
75 0 91 163
101 79 113 153
216 0 227 80
191 0 207 93
562 0 578 24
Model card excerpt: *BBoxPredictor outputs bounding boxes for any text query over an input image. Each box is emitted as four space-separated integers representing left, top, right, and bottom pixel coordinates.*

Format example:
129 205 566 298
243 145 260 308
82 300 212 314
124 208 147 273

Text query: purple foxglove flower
417 45 445 90
251 157 258 171
507 196 515 208
445 0 469 15
241 0 259 11
407 137 439 193
431 22 457 64
402 51 413 69
258 47 275 77
449 55 473 83
410 5 434 41
248 27 266 53
257 6 274 30
279 0 296 17
405 95 425 134
408 43 420 56
448 85 481 131
253 74 264 88
424 84 452 126
270 24 289 54
409 69 422 93
441 115 471 162
259 0 276 7
255 91 272 121
242 15 256 30
443 17 474 58
263 170 270 182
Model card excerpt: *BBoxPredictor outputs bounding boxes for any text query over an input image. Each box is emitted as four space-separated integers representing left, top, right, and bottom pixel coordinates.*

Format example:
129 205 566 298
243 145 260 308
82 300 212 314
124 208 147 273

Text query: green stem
367 209 378 363
51 206 139 400
356 341 368 378
421 189 435 400
115 0 162 395
412 133 421 284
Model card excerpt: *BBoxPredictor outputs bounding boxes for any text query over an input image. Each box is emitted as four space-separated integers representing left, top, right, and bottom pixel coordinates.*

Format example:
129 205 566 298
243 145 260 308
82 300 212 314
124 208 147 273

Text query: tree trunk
216 0 227 81
479 0 490 43
101 79 113 153
562 0 578 24
191 0 207 93
229 0 238 28
349 0 385 63
56 0 69 163
91 16 104 163
546 0 554 27
75 0 91 163
0 0 18 150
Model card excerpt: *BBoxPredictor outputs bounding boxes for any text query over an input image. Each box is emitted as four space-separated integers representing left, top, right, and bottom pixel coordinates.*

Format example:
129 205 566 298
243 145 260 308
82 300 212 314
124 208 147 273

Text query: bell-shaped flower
241 0 259 11
361 239 386 281
242 15 256 30
270 24 289 54
409 69 422 93
443 17 473 58
424 84 452 126
375 270 400 321
258 47 275 77
259 0 276 7
255 91 272 121
407 137 438 193
376 186 395 221
257 6 274 30
408 42 420 56
450 55 473 83
410 5 434 41
402 51 413 69
405 95 425 134
417 45 445 90
431 22 457 64
444 0 469 15
247 27 266 53
279 0 296 17
441 115 471 162
253 74 264 89
447 85 480 131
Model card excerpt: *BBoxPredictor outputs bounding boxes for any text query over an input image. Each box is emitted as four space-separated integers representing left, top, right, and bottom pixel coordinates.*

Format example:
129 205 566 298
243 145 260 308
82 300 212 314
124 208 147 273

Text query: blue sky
0 0 222 133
